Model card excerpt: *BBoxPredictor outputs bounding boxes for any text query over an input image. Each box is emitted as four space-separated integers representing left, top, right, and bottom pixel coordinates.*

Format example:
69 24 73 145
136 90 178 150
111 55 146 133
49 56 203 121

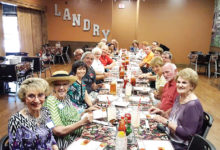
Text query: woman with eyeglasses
8 78 58 150
44 70 93 149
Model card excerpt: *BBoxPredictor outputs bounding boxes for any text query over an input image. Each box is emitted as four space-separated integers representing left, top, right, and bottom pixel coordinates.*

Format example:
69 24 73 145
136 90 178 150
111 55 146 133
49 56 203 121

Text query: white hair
81 51 93 60
74 48 84 55
101 44 108 50
163 62 177 71
92 47 102 54
100 38 107 43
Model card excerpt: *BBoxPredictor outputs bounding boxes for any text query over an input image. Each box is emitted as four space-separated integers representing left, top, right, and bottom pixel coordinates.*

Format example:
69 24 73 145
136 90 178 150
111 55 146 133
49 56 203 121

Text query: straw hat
47 70 77 85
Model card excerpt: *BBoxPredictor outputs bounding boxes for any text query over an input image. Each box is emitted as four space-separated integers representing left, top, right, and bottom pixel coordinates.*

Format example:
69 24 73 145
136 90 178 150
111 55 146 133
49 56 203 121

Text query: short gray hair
162 51 173 59
74 48 84 55
81 51 93 60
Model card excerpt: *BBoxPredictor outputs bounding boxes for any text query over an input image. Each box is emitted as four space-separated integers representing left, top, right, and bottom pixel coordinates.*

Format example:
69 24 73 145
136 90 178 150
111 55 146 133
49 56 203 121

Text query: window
2 4 20 52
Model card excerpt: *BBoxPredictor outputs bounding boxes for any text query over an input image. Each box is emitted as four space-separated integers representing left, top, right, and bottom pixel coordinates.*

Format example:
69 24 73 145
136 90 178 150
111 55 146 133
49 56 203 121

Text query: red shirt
99 55 113 66
159 79 178 111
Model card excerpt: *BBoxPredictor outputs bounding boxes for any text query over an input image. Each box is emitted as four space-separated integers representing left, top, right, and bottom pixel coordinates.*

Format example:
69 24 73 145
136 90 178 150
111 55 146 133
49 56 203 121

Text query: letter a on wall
63 8 71 20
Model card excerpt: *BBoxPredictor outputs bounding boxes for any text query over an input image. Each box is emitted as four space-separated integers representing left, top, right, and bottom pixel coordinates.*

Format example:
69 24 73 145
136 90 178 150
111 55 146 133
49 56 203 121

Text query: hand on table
153 115 167 125
87 105 101 112
81 113 93 125
148 106 163 115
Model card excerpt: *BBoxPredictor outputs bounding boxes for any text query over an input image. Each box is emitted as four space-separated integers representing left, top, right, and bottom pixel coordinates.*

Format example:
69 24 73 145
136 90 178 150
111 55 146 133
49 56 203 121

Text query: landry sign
54 4 110 40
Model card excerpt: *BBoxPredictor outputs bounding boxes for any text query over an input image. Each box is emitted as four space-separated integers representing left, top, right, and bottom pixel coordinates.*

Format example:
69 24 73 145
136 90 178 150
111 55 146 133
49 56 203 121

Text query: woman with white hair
92 47 109 82
100 45 116 69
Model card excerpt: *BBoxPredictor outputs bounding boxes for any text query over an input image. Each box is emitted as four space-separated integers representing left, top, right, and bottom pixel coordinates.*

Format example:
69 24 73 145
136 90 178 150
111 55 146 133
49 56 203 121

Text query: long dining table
68 52 174 150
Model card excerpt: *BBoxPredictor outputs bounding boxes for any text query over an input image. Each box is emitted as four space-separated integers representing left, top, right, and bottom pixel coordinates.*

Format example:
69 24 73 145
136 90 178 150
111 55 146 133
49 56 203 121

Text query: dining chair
0 135 9 150
199 112 214 138
187 134 216 150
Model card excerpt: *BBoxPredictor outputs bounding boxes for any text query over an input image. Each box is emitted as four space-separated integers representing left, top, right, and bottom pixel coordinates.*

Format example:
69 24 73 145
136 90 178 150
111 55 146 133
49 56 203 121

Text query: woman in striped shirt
44 70 93 150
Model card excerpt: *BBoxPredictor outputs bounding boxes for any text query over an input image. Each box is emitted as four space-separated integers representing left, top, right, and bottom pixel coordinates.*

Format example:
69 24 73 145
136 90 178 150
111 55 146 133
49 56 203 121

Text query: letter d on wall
83 19 90 31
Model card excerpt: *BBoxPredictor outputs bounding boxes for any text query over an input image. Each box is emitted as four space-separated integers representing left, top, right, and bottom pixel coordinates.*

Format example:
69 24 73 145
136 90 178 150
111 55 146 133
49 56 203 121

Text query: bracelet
166 120 169 127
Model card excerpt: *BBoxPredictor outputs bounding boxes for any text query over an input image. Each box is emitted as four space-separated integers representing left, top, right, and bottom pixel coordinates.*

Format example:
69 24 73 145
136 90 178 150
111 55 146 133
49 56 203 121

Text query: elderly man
162 51 172 64
73 48 84 61
81 52 103 94
150 63 178 112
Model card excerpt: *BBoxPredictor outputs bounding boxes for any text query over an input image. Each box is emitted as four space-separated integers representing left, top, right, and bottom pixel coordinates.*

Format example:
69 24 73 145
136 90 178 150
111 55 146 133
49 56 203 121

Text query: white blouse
92 59 105 74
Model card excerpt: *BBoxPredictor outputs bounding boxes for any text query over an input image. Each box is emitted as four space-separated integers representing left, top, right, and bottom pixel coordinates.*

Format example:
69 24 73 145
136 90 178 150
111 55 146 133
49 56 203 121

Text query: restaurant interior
0 0 220 149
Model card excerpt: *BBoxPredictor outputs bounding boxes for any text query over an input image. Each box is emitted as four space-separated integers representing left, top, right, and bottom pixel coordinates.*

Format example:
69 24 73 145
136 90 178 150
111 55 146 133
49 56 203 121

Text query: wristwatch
166 120 169 127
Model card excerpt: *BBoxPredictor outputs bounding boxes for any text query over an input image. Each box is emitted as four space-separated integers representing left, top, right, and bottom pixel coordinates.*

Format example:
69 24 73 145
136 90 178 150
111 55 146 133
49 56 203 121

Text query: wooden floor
0 62 220 148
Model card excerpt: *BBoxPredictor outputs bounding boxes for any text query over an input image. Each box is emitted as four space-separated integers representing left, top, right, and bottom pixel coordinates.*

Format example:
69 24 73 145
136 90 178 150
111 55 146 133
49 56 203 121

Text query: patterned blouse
67 80 88 109
155 74 167 90
8 107 56 150
44 95 82 150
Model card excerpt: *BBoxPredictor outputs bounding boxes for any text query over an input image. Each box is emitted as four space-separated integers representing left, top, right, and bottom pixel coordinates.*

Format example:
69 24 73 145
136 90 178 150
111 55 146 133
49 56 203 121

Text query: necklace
23 108 46 126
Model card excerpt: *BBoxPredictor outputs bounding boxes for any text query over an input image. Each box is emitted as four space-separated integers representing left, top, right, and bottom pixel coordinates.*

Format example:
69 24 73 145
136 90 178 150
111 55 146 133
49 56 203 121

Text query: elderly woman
44 71 93 149
80 52 103 94
8 78 58 150
150 68 204 150
139 56 167 99
136 41 148 60
99 45 115 69
68 61 99 111
111 39 119 51
130 40 139 53
92 47 109 81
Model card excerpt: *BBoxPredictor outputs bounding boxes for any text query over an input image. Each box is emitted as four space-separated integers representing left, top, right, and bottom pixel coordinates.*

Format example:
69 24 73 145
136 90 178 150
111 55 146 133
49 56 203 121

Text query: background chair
193 54 211 78
0 64 23 93
187 134 216 150
0 135 9 150
55 47 66 64
41 59 52 78
199 112 214 138
188 51 202 67
0 56 5 61
214 55 220 78
62 45 71 63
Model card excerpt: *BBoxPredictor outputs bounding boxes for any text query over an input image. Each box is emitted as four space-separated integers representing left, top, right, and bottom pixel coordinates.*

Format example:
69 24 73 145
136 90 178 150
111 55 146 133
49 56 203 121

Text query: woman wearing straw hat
44 70 93 150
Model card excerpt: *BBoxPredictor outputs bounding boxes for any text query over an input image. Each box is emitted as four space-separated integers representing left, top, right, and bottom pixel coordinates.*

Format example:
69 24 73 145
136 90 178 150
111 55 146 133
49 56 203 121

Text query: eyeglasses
26 93 45 100
76 53 83 56
54 83 69 87
94 53 101 56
